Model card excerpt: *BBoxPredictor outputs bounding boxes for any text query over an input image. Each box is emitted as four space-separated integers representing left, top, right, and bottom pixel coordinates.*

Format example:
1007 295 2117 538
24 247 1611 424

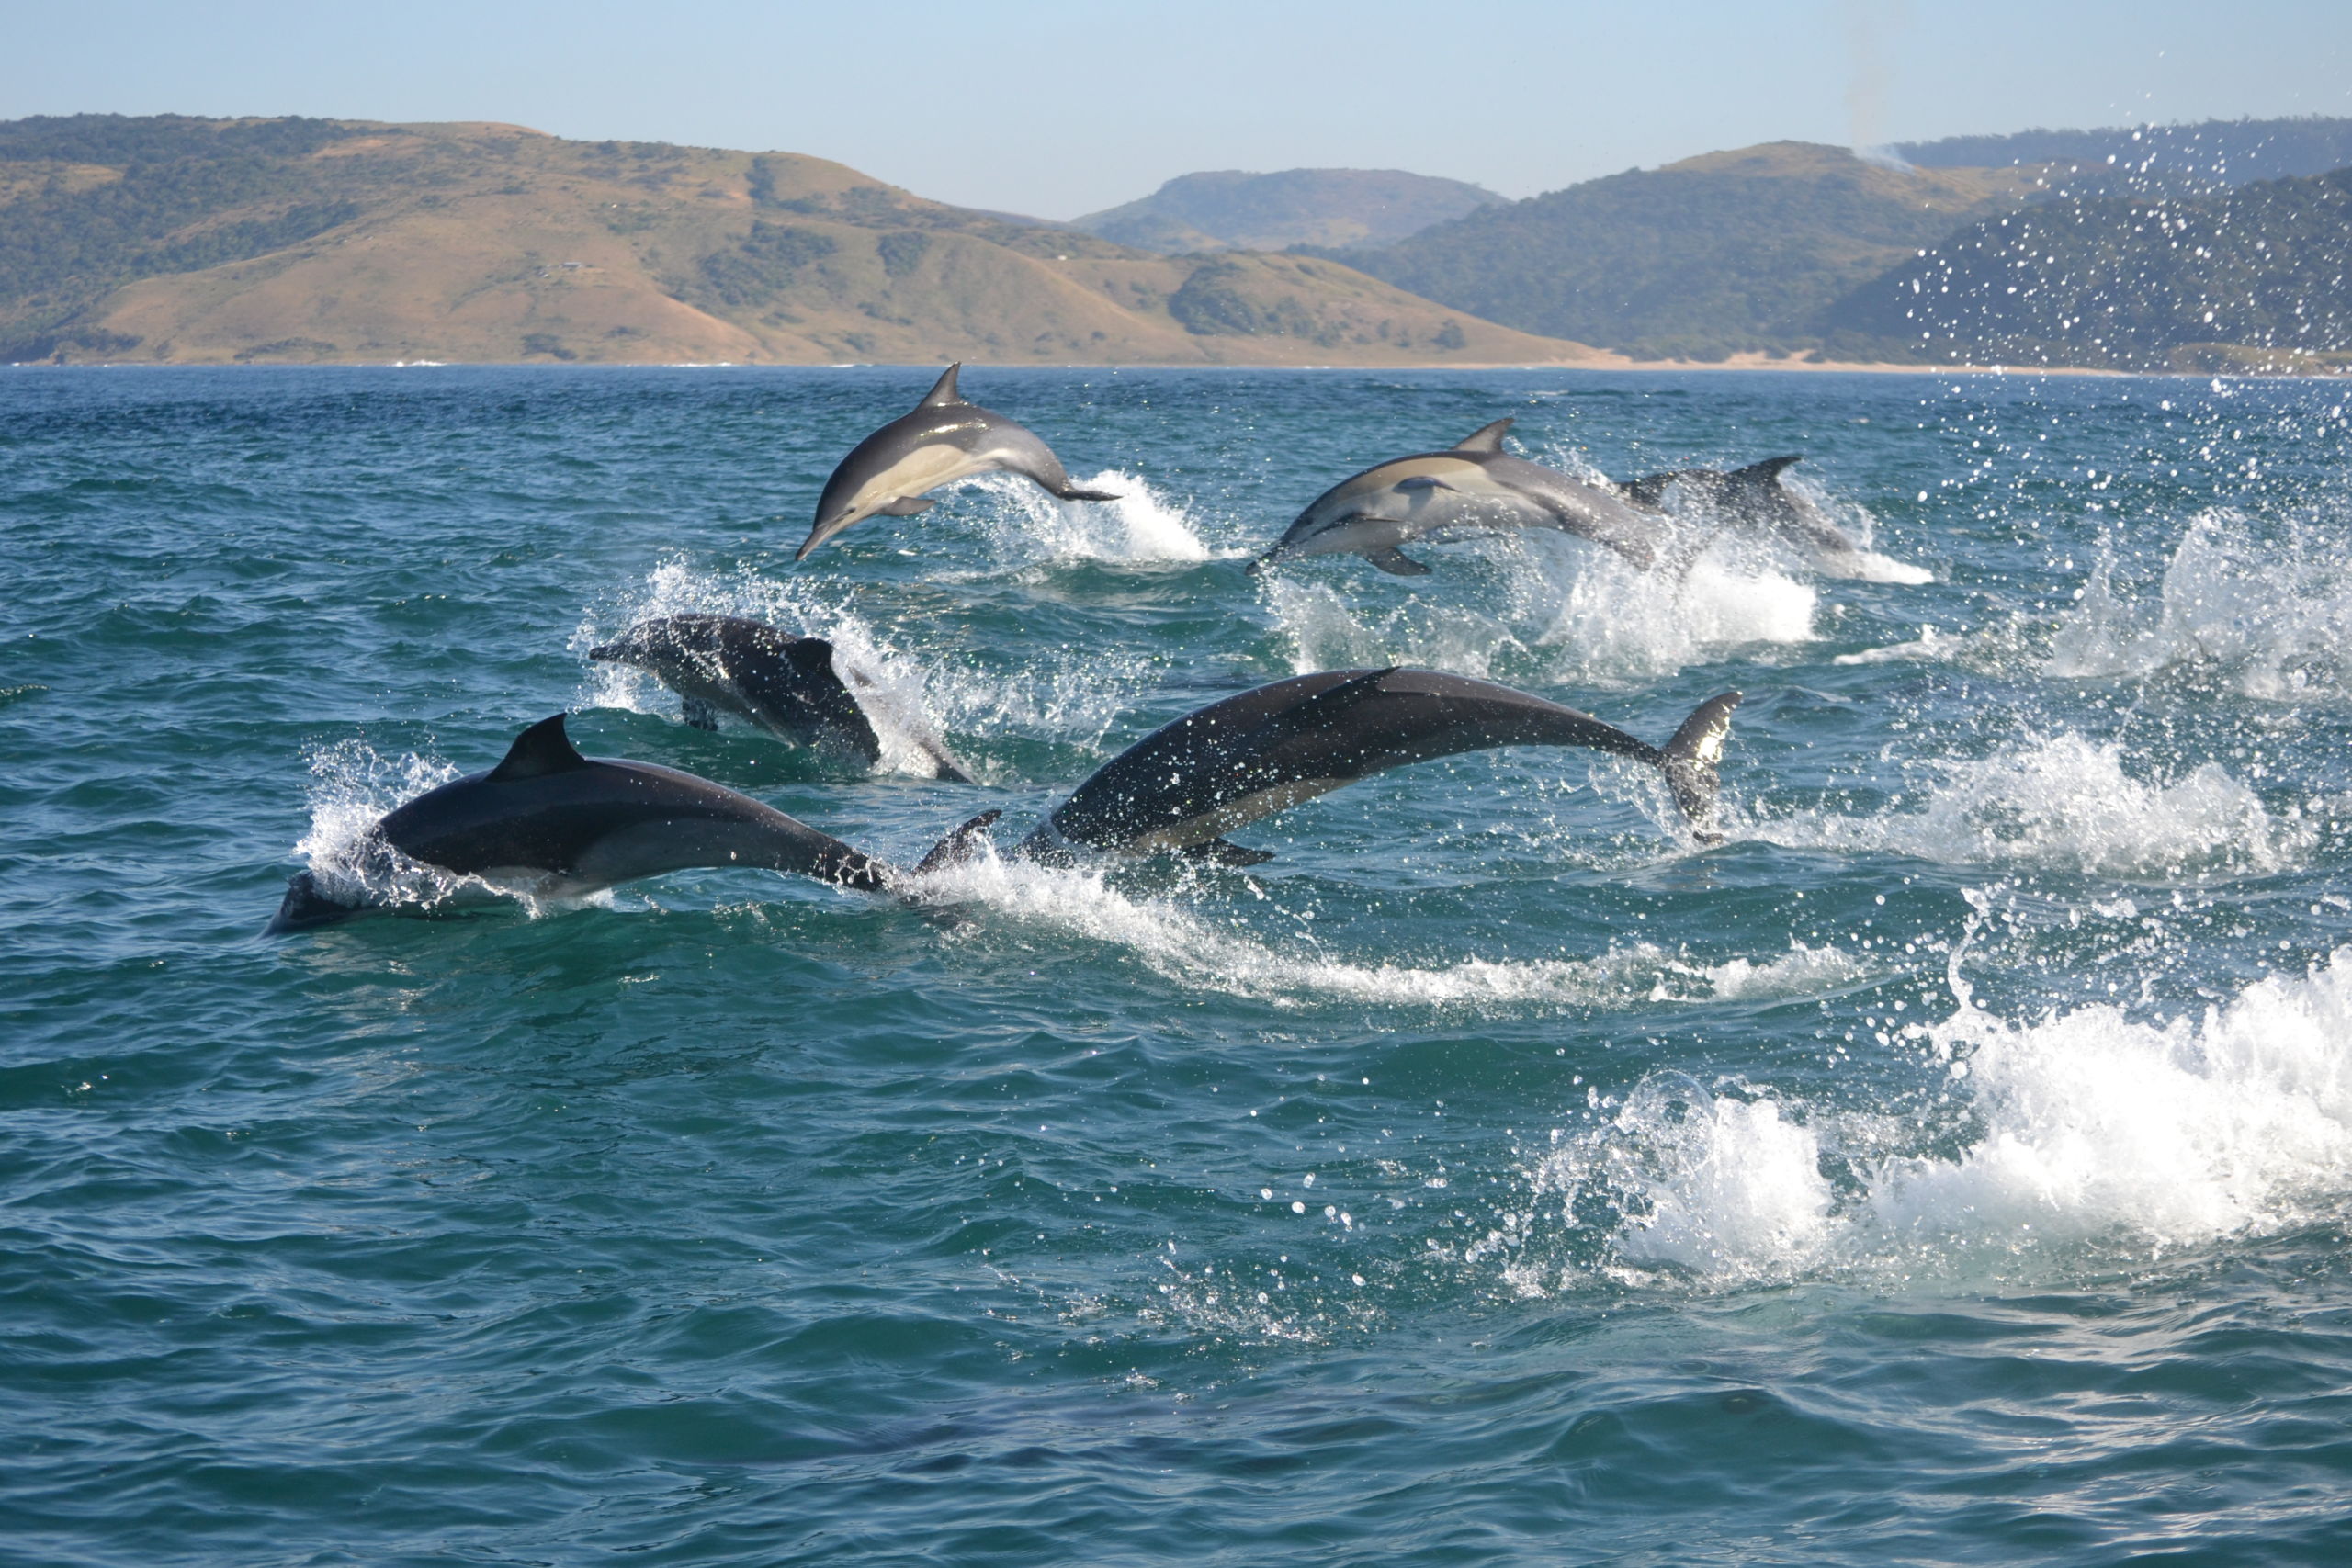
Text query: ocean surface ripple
6 366 2352 1565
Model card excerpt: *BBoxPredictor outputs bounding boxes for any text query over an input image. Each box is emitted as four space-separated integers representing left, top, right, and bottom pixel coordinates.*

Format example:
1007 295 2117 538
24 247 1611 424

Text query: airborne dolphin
796 365 1120 560
962 668 1740 869
1613 455 1864 560
266 714 890 931
1248 418 1662 576
589 615 971 783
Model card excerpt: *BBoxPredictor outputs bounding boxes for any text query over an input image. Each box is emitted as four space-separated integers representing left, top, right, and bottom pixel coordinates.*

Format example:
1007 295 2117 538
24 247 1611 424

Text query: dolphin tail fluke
876 496 936 517
1660 692 1742 842
915 809 1003 874
1244 547 1281 576
1365 547 1431 576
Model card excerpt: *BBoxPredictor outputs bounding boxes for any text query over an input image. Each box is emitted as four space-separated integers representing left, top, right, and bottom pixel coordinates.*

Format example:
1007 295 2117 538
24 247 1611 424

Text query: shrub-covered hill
1334 142 2045 359
1820 166 2352 373
0 115 1600 367
1072 168 1501 254
1897 115 2352 193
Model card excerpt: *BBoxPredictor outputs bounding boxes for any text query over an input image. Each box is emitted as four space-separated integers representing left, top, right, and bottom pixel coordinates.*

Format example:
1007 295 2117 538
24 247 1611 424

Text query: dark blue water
7 365 2352 1565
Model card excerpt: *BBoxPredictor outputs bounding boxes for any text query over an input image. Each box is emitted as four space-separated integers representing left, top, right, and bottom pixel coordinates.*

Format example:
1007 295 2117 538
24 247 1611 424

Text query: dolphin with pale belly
796 365 1120 560
266 714 896 931
921 669 1741 872
1248 418 1662 575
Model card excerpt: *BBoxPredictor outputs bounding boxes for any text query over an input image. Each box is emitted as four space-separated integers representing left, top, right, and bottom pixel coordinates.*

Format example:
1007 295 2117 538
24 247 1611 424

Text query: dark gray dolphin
1613 455 1862 558
589 615 971 783
797 365 1120 560
956 668 1739 869
267 714 891 931
1248 418 1662 576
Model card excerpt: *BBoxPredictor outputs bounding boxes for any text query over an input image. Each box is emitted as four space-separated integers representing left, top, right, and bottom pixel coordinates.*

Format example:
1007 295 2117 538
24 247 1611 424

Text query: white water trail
910 849 1863 1010
1737 732 2310 879
965 469 1228 566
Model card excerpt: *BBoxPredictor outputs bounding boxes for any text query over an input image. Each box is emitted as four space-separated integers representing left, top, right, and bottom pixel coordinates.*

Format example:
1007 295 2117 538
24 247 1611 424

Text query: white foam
2048 511 2352 698
966 469 1225 566
910 849 1862 1010
1529 947 2352 1285
1739 732 2310 878
1261 532 1817 687
571 561 967 778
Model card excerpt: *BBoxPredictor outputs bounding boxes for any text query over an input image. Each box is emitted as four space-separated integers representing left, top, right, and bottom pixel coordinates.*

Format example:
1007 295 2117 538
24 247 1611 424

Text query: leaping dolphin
589 615 971 783
926 669 1738 870
1612 455 1864 560
267 714 892 932
797 365 1120 560
1248 418 1662 576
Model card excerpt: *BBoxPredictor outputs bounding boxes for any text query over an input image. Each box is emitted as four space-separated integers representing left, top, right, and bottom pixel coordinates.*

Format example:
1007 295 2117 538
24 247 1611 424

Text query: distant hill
1334 142 2045 358
0 116 1600 367
1898 115 2352 192
1821 165 2352 372
1072 168 1501 254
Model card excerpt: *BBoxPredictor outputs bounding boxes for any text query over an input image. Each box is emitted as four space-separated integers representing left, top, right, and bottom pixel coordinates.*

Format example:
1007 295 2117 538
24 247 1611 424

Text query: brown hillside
5 118 1606 367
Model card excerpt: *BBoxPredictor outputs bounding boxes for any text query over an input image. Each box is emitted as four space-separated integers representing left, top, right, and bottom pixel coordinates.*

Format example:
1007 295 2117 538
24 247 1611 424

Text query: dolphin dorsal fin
919 364 966 408
488 714 591 783
1730 455 1804 485
785 637 838 678
1453 418 1514 454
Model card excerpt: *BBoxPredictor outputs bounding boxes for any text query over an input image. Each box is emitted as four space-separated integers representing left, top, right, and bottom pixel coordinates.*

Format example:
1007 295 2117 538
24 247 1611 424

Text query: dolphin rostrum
589 615 971 783
1248 418 1662 576
267 714 892 931
1613 455 1863 559
931 669 1739 870
797 364 1120 560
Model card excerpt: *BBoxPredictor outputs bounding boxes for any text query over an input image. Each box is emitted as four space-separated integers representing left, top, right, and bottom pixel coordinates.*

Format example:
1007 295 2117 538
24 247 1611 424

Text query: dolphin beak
587 644 617 661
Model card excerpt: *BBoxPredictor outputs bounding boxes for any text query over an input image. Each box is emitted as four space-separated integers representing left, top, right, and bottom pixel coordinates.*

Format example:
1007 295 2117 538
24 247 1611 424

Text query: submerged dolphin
266 714 891 932
1613 455 1863 559
797 365 1120 560
944 668 1739 869
589 615 971 783
1248 418 1662 576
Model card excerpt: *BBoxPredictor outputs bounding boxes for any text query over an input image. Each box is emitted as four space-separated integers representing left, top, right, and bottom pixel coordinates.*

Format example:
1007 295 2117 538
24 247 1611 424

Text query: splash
1261 532 1817 687
964 469 1225 566
910 850 1862 1010
2047 512 2352 698
1740 732 2310 878
288 739 473 912
1529 945 2352 1285
572 561 967 779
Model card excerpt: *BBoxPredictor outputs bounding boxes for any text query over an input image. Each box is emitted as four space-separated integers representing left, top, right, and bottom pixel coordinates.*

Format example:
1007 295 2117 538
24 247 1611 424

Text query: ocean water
6 363 2352 1565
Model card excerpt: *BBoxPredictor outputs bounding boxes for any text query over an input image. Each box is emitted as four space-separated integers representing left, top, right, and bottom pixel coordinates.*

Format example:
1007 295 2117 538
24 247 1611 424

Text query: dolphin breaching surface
15 363 2352 1566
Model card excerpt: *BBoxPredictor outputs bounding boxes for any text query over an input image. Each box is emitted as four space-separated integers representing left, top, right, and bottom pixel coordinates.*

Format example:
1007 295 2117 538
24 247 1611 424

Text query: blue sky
6 1 2347 217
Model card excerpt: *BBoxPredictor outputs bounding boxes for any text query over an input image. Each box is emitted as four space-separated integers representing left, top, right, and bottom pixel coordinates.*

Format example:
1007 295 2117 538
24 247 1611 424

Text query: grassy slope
0 117 1604 367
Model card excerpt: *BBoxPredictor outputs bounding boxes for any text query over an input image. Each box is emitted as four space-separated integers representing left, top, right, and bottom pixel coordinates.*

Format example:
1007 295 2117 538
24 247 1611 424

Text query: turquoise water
7 364 2352 1565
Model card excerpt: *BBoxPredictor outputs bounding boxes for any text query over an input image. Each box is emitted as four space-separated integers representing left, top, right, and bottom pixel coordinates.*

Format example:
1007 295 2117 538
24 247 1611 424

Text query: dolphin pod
796 364 1120 561
590 615 971 784
268 714 903 931
262 367 1933 932
915 669 1737 870
1249 418 1661 576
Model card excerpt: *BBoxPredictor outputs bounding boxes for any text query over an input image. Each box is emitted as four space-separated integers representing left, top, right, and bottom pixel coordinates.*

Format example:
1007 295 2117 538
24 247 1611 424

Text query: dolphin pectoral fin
1178 838 1275 868
1054 485 1122 502
1660 691 1742 842
680 697 721 732
919 364 966 408
915 808 1003 874
875 496 937 517
1453 417 1514 454
1365 547 1431 576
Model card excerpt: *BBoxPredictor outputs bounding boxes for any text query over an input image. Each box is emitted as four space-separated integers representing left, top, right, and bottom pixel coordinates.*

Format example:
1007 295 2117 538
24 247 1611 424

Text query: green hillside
1333 142 2044 359
1821 166 2352 372
1898 115 2352 192
1073 168 1500 254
